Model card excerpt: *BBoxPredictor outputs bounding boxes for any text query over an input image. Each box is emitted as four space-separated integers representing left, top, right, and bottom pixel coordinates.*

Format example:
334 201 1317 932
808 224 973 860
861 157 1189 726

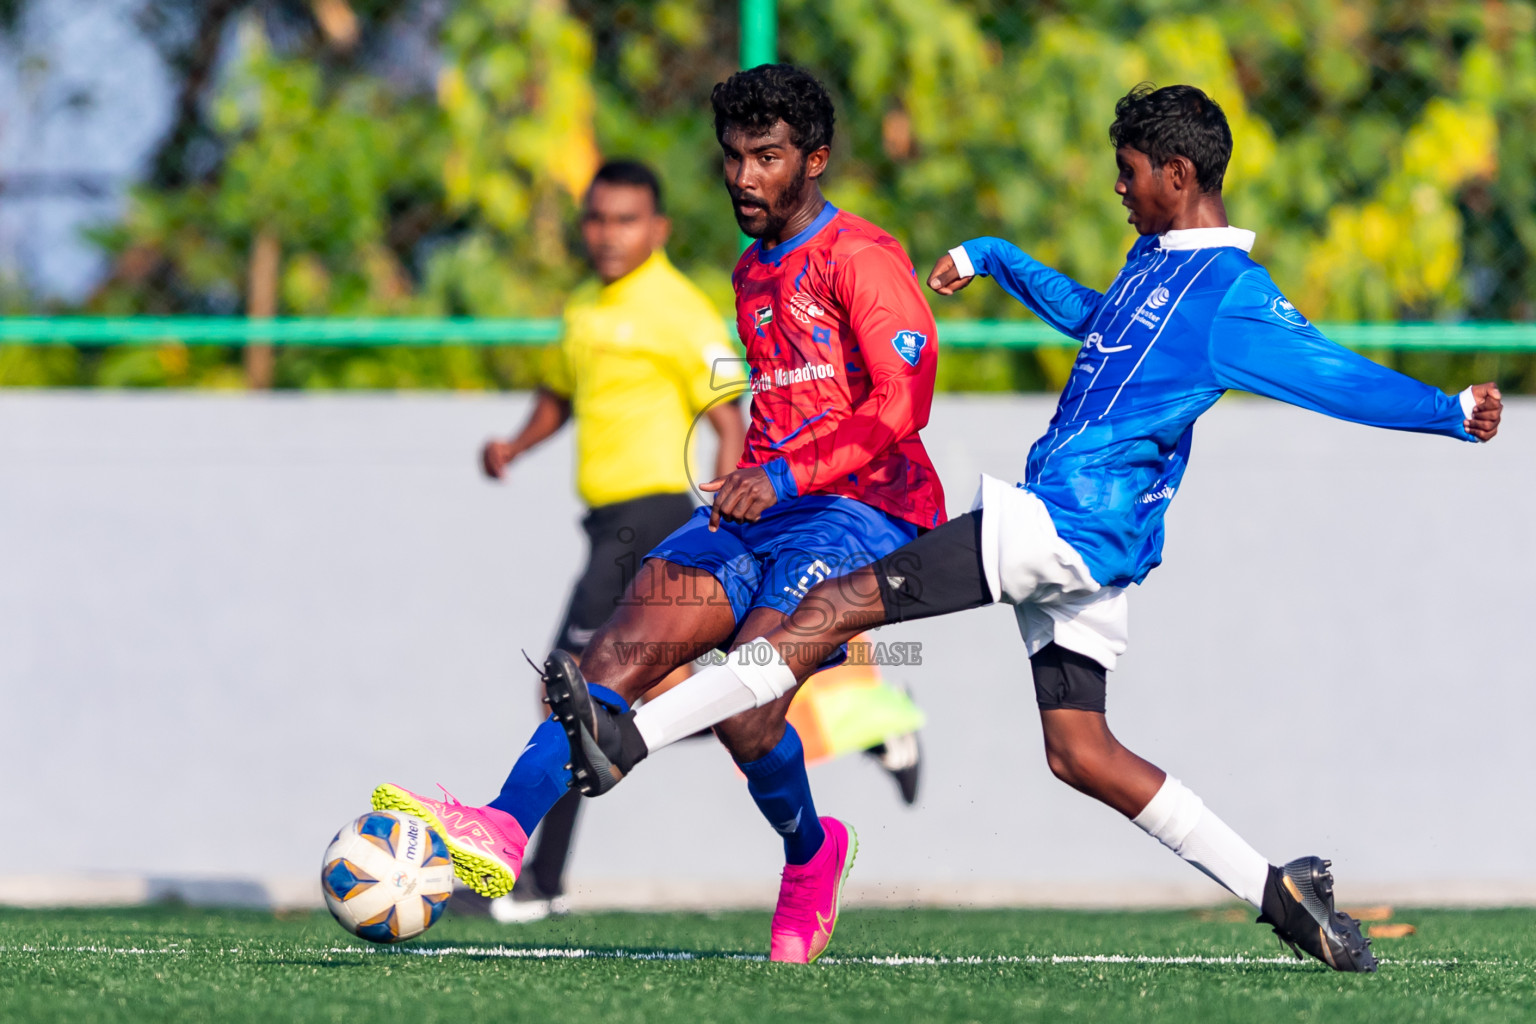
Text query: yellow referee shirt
543 251 736 509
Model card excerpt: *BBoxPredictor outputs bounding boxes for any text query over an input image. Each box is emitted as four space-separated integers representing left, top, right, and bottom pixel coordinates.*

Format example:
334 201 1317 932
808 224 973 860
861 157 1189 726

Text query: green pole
737 0 776 249
740 0 776 68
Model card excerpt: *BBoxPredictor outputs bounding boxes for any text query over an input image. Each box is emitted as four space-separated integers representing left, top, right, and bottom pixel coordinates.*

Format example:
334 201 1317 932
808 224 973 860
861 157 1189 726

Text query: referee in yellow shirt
480 160 745 920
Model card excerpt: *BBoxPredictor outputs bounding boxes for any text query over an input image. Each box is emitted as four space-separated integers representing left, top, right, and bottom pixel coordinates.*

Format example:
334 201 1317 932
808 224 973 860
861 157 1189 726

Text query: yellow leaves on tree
1138 17 1277 192
439 0 600 243
1402 99 1497 189
1303 97 1497 318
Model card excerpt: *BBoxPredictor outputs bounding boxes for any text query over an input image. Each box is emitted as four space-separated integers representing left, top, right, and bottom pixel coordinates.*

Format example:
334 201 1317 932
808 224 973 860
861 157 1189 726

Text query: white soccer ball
321 810 454 943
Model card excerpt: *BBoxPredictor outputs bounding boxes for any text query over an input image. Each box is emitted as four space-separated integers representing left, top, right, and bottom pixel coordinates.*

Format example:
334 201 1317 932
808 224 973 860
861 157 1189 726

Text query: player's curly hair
1109 84 1232 193
711 64 835 155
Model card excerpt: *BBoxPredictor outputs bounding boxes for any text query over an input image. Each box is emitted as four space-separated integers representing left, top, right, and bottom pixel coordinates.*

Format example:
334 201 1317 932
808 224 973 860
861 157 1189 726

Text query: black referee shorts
554 491 696 653
869 510 1107 713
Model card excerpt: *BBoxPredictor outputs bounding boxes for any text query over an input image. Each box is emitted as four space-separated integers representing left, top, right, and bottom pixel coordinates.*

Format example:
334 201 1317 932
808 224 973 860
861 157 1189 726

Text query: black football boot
1257 856 1378 972
542 650 648 796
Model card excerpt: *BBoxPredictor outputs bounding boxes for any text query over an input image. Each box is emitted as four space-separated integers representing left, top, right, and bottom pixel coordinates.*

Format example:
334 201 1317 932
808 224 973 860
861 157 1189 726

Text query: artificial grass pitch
2 905 1534 1023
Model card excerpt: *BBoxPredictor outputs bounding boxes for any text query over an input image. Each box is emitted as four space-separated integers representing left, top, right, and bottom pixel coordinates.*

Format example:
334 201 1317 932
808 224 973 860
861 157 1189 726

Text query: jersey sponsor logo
1131 284 1174 328
751 361 837 394
1136 484 1175 504
1271 296 1310 327
755 305 774 328
890 329 927 367
1084 331 1131 354
789 292 826 322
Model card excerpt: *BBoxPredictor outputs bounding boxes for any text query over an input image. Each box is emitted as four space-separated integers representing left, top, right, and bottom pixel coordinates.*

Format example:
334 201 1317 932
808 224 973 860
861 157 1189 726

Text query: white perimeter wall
1 392 1531 908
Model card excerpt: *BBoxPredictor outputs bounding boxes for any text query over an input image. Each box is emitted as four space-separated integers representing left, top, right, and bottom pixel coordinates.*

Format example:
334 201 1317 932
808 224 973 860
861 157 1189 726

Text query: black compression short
871 510 1109 713
872 511 993 623
872 509 1112 712
1030 642 1108 713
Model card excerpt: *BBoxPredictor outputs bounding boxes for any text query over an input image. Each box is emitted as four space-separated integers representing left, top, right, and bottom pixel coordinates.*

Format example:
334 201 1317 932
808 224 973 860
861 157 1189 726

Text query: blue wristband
763 457 799 503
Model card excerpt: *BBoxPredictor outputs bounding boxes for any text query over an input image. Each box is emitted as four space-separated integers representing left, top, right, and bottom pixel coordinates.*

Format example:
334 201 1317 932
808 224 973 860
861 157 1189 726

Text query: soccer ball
321 810 454 943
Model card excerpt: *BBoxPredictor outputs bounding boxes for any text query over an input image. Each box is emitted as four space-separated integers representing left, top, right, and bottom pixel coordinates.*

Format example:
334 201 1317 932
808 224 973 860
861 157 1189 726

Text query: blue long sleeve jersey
957 229 1474 589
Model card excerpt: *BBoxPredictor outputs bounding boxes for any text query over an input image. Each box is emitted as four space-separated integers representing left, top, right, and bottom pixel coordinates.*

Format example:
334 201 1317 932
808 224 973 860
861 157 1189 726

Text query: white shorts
972 474 1129 671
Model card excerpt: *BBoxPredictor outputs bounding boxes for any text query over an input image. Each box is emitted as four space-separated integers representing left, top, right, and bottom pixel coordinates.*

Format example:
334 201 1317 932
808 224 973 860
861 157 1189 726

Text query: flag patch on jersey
755 306 774 328
890 330 927 367
1270 296 1310 327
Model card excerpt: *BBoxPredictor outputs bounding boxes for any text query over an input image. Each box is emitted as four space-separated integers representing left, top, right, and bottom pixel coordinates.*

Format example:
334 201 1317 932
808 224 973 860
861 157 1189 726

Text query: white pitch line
348 947 1465 968
3 945 188 955
0 945 1474 968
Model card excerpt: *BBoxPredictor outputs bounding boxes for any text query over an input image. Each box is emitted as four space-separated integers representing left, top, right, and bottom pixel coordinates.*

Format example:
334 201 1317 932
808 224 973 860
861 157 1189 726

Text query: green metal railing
0 318 1532 350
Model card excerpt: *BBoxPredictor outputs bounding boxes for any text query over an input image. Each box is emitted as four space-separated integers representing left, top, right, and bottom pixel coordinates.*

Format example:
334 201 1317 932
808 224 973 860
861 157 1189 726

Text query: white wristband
947 244 976 279
1458 386 1476 419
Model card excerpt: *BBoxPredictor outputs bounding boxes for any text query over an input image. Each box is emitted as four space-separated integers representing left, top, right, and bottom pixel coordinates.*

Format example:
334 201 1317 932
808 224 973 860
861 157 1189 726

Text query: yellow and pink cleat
769 817 857 964
370 783 528 899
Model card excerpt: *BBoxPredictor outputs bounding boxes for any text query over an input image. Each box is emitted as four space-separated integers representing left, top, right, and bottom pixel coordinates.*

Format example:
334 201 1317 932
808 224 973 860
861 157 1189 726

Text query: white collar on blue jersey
1156 226 1256 251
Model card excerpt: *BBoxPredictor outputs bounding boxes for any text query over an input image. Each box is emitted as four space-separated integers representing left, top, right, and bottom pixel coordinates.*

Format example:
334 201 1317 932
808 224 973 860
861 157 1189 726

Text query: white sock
1132 776 1271 909
632 638 796 753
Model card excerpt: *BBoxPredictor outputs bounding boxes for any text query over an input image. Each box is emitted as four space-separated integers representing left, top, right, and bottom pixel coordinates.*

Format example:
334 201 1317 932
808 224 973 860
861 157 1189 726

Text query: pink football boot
371 783 527 898
769 817 858 963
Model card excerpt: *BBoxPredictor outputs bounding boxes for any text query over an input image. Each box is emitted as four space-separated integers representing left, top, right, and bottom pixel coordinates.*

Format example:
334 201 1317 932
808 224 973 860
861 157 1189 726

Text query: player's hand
926 253 974 296
700 465 778 531
1465 382 1503 442
481 439 517 480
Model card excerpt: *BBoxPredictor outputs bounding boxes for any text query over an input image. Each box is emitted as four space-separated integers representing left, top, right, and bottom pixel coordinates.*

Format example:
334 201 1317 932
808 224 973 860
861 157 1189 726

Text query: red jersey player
729 203 946 532
370 65 942 965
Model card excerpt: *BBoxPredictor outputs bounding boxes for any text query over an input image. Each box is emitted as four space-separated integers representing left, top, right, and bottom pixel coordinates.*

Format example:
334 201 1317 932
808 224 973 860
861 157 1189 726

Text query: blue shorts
648 494 919 624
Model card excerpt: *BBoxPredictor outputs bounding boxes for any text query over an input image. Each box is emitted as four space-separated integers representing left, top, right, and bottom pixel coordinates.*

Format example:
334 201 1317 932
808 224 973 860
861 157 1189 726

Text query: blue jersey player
554 84 1504 972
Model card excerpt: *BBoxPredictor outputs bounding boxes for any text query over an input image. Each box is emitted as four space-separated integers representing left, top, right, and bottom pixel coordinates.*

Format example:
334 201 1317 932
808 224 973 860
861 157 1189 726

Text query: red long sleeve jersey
734 205 947 530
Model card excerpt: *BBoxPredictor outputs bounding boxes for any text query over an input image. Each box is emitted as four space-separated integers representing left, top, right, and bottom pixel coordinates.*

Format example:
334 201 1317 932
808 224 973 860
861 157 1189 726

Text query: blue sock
487 684 629 836
739 724 825 865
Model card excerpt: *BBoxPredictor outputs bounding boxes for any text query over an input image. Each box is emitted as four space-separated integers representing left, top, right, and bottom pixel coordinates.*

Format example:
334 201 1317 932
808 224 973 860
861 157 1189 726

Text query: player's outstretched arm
1210 271 1500 443
929 238 1103 340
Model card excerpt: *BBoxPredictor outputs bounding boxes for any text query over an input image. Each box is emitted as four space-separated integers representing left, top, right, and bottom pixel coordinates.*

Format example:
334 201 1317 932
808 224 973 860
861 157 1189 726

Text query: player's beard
733 166 811 240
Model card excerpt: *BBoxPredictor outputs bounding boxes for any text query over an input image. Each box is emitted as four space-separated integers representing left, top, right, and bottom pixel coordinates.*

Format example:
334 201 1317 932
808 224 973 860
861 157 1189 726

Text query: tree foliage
7 0 1532 391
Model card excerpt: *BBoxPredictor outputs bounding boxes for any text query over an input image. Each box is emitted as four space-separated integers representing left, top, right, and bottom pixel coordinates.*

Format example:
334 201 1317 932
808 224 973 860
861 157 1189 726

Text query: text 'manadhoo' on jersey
957 227 1473 589
735 204 946 531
